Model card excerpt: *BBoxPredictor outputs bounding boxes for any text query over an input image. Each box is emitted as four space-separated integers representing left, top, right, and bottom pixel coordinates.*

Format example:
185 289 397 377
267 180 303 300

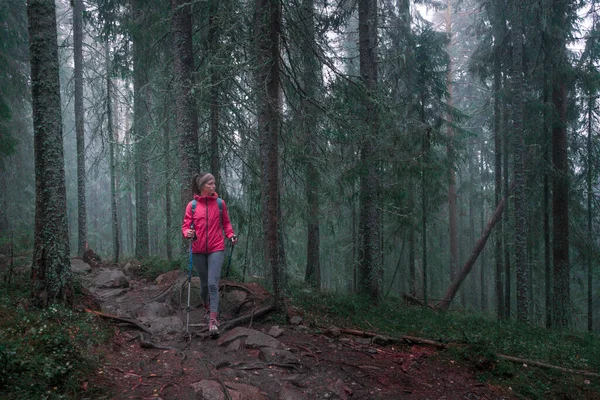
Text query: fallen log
497 354 600 378
328 328 598 377
331 327 448 349
84 308 153 334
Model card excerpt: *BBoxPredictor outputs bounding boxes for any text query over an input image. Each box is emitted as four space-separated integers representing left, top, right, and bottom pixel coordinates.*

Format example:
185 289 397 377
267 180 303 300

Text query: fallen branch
332 327 448 349
497 354 600 378
84 308 153 334
219 305 276 332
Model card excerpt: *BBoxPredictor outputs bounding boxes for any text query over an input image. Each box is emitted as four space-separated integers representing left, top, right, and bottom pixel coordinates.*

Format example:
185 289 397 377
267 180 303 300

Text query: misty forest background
1 0 599 333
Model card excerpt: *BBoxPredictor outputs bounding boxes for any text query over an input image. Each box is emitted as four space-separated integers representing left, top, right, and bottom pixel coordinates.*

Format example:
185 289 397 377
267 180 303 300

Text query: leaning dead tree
437 182 515 311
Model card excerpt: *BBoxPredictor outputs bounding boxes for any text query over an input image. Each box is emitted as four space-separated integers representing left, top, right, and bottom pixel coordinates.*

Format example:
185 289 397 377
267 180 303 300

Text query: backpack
191 197 223 230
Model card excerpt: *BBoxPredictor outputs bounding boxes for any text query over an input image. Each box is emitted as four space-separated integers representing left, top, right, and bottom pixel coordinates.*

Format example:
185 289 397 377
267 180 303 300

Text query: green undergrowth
137 256 184 281
287 283 600 399
0 274 111 399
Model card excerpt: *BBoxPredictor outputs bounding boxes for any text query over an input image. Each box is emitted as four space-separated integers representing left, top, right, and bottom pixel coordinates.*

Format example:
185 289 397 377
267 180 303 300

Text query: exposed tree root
219 304 276 332
84 308 153 334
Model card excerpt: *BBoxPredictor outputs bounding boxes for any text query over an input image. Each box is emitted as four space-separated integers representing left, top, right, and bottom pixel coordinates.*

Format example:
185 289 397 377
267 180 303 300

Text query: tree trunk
502 76 511 319
164 96 172 261
28 0 72 306
511 0 529 323
300 0 321 288
480 142 487 311
255 0 284 310
587 69 594 332
357 0 381 301
171 0 199 255
409 179 416 294
445 0 459 285
73 0 87 256
132 0 149 259
542 56 552 328
493 43 504 320
552 82 570 328
208 1 221 188
551 0 570 329
106 41 120 263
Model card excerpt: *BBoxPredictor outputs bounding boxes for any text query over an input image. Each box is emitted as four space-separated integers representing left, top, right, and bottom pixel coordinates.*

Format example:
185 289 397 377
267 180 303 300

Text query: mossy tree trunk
28 0 72 306
171 0 199 255
73 0 87 257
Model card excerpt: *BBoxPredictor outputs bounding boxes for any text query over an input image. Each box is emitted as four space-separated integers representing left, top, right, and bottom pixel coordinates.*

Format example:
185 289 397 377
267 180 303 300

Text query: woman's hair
191 172 214 195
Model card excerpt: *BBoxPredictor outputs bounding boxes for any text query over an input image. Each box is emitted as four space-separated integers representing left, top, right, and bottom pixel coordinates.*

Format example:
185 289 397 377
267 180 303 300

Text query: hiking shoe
209 312 220 334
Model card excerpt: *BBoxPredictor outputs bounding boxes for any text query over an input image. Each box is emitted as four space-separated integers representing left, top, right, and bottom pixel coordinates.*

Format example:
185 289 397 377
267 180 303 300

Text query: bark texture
28 0 72 306
357 0 382 301
74 0 87 256
511 0 529 323
255 0 284 310
132 0 149 259
300 0 321 288
171 0 199 251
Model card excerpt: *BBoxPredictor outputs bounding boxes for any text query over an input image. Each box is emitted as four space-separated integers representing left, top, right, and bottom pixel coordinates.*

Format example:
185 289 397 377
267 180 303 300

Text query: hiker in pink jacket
182 172 238 333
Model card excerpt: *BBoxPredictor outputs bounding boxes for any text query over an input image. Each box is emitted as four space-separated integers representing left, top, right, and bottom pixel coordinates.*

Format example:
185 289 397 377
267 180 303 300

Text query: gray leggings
193 252 224 313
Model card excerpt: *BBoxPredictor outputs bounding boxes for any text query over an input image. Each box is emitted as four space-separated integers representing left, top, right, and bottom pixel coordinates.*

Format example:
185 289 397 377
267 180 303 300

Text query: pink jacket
182 193 235 254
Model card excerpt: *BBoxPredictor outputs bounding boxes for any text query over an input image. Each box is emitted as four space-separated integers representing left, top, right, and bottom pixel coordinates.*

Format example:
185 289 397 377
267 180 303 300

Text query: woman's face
201 178 216 195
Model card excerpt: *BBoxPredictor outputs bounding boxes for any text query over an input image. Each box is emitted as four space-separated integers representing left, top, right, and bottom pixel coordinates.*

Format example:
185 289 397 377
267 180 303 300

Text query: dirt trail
83 267 515 399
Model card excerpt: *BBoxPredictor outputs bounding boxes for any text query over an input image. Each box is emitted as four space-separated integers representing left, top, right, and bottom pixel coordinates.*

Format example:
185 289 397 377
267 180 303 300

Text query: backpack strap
217 197 223 231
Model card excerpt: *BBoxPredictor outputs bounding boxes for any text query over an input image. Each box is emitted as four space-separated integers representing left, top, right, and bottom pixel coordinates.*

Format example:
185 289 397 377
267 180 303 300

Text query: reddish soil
84 272 516 400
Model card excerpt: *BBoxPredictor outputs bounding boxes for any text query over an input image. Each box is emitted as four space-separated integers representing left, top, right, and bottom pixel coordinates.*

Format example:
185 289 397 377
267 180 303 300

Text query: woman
182 172 238 333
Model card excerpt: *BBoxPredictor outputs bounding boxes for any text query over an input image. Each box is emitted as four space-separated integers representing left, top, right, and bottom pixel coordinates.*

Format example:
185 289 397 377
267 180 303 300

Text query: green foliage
138 256 183 281
0 276 110 399
288 283 600 399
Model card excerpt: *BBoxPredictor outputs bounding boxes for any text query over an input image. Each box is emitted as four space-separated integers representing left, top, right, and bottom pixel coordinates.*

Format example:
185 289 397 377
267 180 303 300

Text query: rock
155 270 182 286
293 325 310 333
259 347 300 364
225 338 242 353
289 316 303 325
137 301 174 318
192 380 225 400
220 290 247 315
92 268 129 289
268 325 284 338
278 384 308 400
71 258 92 275
94 288 129 300
218 327 283 349
192 380 266 400
225 381 266 400
138 315 183 335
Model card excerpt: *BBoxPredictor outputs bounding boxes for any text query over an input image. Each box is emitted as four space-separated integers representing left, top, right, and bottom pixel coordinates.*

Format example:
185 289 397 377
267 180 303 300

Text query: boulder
71 259 92 275
92 268 129 289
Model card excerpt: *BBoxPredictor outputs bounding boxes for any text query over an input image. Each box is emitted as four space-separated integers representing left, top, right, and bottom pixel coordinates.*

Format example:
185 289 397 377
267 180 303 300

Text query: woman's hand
185 229 195 239
229 235 238 246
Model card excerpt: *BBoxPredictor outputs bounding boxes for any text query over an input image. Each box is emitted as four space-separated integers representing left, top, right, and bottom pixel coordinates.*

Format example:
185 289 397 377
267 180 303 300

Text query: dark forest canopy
1 0 599 331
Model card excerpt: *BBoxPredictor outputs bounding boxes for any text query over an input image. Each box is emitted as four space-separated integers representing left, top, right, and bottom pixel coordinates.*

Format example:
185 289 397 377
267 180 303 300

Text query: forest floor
81 263 518 400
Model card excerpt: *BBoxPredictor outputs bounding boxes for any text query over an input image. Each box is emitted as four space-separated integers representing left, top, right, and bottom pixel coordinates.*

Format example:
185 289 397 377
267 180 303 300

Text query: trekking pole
225 239 235 278
186 240 193 333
